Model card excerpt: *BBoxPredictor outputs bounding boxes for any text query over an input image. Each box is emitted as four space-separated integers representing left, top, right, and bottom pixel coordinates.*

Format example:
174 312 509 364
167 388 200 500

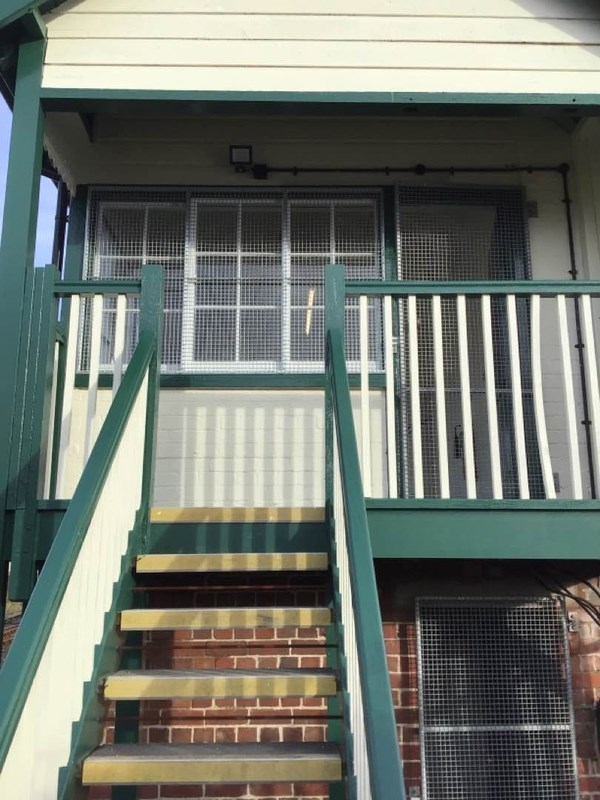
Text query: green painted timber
0 38 45 604
56 280 141 295
147 521 328 555
0 0 45 31
37 88 600 110
139 265 164 550
0 330 156 766
74 373 387 390
325 264 406 800
345 279 600 296
366 499 600 559
9 266 58 599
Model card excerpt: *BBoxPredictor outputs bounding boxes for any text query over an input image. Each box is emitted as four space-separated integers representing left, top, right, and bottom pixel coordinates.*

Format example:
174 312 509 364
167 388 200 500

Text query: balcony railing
342 278 600 501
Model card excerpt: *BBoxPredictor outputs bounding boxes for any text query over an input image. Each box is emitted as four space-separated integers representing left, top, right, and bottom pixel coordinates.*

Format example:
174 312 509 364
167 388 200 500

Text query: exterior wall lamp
229 145 253 173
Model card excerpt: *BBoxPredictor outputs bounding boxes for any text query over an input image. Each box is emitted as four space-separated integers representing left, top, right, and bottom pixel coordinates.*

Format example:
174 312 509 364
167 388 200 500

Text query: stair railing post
325 264 346 525
139 264 164 547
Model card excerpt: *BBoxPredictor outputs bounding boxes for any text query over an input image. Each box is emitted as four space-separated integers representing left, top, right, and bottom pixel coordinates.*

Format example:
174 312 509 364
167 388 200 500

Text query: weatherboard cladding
33 0 600 96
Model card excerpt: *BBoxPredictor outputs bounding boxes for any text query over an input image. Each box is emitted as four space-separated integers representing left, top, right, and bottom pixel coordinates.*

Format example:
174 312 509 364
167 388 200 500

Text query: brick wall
378 567 600 800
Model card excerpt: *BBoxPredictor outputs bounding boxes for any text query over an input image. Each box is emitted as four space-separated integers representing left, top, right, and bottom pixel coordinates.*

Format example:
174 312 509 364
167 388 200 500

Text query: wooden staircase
82 535 345 799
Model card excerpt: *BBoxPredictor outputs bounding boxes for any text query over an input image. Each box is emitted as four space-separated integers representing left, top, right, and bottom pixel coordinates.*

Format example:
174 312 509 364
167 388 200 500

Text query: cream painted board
44 40 600 71
41 66 600 93
45 0 600 18
46 15 600 45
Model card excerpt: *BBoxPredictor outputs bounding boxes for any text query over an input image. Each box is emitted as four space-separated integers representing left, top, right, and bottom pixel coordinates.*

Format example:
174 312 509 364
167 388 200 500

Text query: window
83 188 383 374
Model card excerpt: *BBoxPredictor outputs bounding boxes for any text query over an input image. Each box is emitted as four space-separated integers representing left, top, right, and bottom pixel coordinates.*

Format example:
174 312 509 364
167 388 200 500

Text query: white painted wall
42 0 600 95
61 388 387 506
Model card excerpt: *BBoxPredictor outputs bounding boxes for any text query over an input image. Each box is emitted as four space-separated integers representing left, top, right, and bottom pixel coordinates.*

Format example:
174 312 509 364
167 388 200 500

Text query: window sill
74 373 386 389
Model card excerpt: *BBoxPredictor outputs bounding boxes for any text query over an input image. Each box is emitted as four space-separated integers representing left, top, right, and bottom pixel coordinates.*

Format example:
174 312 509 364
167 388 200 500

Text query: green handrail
55 279 142 295
325 264 406 800
345 279 600 296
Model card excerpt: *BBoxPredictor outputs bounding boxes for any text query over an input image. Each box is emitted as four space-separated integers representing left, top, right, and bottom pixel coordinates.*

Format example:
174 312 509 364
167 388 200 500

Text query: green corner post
324 264 346 524
0 38 46 603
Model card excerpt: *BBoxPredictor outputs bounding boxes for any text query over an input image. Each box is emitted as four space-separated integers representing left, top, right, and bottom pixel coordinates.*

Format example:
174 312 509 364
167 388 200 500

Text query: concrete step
120 606 332 631
135 552 328 574
81 743 342 786
104 668 337 700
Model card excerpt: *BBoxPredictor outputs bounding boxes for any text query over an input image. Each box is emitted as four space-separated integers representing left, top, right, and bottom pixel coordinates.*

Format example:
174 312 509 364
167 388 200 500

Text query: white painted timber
481 295 503 499
112 293 127 397
557 294 583 499
530 295 556 499
0 374 148 800
506 295 529 499
42 0 600 94
42 342 61 499
383 295 398 499
456 295 476 499
333 437 371 800
432 295 449 499
408 296 423 499
580 295 600 489
84 294 104 460
359 295 372 496
56 295 80 499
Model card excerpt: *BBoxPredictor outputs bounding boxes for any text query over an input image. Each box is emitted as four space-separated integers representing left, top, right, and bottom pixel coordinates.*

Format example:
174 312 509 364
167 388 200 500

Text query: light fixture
229 144 253 173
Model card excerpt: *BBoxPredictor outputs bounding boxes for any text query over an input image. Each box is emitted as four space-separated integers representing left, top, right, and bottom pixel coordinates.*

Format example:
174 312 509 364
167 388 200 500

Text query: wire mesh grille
395 185 541 499
83 188 383 373
417 597 578 800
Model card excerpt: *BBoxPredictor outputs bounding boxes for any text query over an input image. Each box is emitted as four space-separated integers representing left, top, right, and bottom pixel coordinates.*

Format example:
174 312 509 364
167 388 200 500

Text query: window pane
240 205 282 254
335 204 377 255
196 205 238 252
240 309 281 361
194 309 236 361
97 207 144 259
147 206 186 260
290 205 330 253
291 308 323 362
196 280 237 307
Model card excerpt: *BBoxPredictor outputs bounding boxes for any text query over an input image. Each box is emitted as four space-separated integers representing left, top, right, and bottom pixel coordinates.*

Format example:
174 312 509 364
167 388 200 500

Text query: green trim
0 331 155 766
325 264 406 800
139 265 164 549
0 0 43 30
147 521 328 554
74 372 387 390
0 38 44 601
55 280 141 295
38 88 600 109
366 500 600 559
62 187 87 282
346 279 600 296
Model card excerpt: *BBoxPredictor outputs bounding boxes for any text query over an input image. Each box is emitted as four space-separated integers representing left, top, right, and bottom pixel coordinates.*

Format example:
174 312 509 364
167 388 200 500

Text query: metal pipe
254 163 564 178
561 165 597 498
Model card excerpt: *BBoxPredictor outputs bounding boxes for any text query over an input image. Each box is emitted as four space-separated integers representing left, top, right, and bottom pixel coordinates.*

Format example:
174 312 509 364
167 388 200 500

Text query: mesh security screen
395 185 542 499
83 188 383 373
417 597 578 800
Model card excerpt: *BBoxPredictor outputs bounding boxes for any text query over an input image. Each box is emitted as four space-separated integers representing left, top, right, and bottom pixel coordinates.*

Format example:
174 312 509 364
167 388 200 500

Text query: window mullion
282 192 291 371
235 201 242 364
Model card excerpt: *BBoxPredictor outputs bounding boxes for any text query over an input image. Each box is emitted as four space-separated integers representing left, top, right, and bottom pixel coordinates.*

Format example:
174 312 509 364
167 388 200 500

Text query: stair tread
136 552 328 573
82 743 342 785
86 742 340 762
120 606 332 631
109 668 335 679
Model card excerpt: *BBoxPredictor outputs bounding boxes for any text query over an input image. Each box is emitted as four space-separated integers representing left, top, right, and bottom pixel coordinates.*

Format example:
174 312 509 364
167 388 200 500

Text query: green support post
0 38 45 600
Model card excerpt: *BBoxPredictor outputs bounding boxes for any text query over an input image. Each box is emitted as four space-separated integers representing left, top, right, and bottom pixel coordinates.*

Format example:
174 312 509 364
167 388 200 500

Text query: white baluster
56 295 80 498
408 296 423 498
530 295 556 498
481 295 503 499
432 295 449 498
112 293 128 397
383 296 398 498
557 295 582 499
507 295 529 499
359 295 372 495
456 295 476 499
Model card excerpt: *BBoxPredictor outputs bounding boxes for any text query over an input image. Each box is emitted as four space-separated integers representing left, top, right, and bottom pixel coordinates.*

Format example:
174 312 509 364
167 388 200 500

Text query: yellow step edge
135 552 328 573
149 507 326 524
82 744 342 785
120 607 332 631
104 669 337 700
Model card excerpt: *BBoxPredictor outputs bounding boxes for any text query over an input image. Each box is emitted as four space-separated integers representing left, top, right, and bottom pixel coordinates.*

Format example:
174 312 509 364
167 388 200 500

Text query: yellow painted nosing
149 507 326 524
82 757 342 785
104 674 337 700
135 552 328 573
120 607 331 631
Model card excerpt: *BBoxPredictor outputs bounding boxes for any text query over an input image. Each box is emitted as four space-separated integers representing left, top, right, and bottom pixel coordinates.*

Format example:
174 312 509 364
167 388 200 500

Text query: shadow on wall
152 390 327 508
